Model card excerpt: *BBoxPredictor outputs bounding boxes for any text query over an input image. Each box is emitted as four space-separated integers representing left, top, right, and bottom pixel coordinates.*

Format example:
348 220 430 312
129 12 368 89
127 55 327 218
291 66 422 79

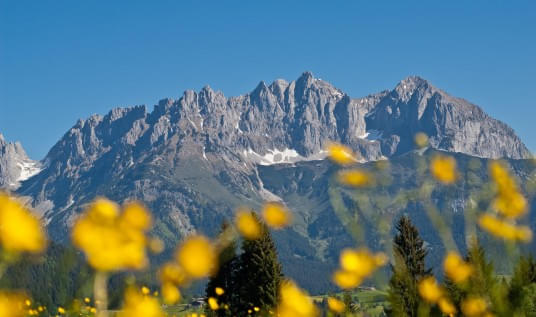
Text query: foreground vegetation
0 133 535 316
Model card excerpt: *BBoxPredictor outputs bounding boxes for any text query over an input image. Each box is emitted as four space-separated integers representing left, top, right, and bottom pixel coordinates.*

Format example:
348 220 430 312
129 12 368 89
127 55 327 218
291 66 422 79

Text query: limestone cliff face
365 76 531 159
0 134 41 189
0 72 532 292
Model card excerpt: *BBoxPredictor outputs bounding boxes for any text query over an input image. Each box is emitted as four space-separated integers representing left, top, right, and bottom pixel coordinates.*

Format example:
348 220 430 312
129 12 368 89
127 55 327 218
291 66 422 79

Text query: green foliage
388 216 430 317
205 223 239 317
0 242 93 311
236 217 283 314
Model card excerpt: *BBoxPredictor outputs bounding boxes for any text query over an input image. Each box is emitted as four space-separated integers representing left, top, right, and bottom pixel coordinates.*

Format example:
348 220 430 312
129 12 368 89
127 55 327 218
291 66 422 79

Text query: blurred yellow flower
414 132 429 148
57 307 65 314
0 292 25 317
118 288 164 317
208 297 219 310
149 237 165 254
333 248 386 289
161 282 181 305
0 193 46 253
327 297 345 313
262 202 291 229
479 214 532 242
489 162 527 218
84 297 90 304
159 262 187 286
277 280 317 317
461 297 487 316
438 297 456 315
72 199 152 271
340 248 386 277
175 235 217 279
418 277 442 303
141 286 150 295
430 155 457 184
332 269 362 289
337 169 374 187
444 251 472 283
326 143 358 165
215 287 224 296
235 209 262 239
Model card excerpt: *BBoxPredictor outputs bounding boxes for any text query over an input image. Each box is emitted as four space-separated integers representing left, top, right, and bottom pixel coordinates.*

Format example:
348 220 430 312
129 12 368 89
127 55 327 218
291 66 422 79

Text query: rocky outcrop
0 134 41 189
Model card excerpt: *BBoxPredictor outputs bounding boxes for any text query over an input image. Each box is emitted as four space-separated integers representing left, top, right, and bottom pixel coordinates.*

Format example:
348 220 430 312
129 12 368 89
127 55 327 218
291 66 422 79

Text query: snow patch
358 129 383 142
243 148 328 166
17 161 42 182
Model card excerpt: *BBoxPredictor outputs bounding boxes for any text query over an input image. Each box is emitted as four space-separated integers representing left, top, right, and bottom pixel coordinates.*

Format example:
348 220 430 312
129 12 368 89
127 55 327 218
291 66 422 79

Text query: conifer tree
205 223 238 317
509 255 536 308
388 215 430 317
235 215 283 314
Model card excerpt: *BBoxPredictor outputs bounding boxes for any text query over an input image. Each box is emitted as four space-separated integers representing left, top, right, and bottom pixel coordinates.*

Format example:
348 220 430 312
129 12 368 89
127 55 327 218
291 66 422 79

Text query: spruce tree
205 223 238 317
509 255 536 308
388 215 430 317
235 215 283 314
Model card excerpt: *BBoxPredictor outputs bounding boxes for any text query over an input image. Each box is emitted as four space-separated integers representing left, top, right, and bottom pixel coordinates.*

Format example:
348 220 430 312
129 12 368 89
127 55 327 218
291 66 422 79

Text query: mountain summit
0 72 532 292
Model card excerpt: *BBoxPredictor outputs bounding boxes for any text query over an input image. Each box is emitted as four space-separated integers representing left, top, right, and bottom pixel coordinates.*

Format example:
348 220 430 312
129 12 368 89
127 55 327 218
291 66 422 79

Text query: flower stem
94 271 109 317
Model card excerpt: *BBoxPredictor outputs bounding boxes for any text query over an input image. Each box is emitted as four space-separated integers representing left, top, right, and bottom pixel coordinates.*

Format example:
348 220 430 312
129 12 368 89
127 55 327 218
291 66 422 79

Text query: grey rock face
0 72 532 292
0 134 41 189
6 72 531 224
366 76 531 159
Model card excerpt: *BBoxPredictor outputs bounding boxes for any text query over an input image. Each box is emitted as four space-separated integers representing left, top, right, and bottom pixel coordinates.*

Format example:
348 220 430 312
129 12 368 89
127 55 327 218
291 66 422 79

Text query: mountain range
1 72 534 293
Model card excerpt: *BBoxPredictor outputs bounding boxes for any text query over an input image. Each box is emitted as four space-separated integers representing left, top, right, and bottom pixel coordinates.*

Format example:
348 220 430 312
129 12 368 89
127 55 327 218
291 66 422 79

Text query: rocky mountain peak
0 134 41 189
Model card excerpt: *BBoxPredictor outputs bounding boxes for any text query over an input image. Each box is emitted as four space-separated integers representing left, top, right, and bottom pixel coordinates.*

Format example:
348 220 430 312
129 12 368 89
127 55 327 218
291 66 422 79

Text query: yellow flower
489 162 527 218
57 307 65 314
175 235 217 279
0 292 25 317
120 202 152 230
418 277 442 303
444 251 472 283
332 269 362 289
262 202 291 229
208 297 219 310
235 209 262 239
326 143 358 165
118 288 164 317
327 297 345 313
277 280 317 317
333 248 387 289
215 287 225 296
479 214 532 242
0 193 46 253
461 297 487 316
161 283 181 305
159 262 187 286
141 286 150 295
430 155 458 184
84 297 90 303
340 248 386 277
72 198 152 271
414 132 429 148
337 169 374 187
438 297 456 315
253 306 260 312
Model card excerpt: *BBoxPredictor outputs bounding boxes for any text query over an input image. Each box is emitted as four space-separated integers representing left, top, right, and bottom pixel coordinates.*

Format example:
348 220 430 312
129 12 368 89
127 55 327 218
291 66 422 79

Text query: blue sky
1 0 535 159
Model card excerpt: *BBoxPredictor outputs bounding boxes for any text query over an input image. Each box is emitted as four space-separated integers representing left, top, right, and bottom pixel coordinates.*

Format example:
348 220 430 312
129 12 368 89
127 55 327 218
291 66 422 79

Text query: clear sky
1 0 535 159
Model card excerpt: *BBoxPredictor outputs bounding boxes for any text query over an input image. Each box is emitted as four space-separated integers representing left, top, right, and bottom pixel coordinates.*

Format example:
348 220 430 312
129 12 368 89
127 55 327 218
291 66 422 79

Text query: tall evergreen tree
235 215 283 314
205 223 239 317
509 255 536 308
388 215 430 317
